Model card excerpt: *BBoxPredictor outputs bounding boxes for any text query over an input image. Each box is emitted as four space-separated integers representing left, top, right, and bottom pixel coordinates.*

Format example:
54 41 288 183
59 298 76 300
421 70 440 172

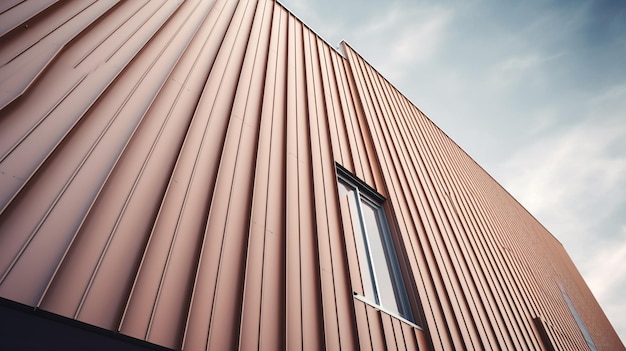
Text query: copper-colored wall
0 1 622 350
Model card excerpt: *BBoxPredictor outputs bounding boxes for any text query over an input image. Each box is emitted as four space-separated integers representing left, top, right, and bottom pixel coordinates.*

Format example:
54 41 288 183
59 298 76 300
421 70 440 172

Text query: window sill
353 293 423 330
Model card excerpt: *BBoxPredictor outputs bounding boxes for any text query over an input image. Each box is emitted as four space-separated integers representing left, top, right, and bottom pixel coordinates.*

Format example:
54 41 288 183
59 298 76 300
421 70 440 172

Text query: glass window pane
337 181 352 196
336 169 414 322
361 201 401 315
339 181 376 299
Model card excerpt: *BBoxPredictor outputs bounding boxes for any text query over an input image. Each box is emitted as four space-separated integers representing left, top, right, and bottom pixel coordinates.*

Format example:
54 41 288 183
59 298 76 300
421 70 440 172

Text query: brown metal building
0 0 622 350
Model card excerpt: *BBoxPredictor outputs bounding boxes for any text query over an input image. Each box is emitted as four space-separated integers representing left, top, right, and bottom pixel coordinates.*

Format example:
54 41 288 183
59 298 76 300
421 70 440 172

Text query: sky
279 0 626 344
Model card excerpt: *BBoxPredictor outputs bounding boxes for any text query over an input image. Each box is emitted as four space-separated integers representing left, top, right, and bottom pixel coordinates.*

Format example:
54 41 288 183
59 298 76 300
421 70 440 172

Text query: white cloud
589 83 626 109
501 55 544 71
584 226 626 345
504 121 626 219
489 52 566 89
585 226 626 299
361 5 451 63
347 4 453 81
503 82 626 222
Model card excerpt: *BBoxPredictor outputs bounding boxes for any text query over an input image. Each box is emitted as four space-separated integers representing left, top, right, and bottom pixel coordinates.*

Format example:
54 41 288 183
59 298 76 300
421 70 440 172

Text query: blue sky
280 0 626 343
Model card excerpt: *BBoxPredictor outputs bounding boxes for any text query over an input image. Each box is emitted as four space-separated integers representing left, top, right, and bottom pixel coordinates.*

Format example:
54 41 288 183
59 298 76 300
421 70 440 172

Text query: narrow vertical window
560 285 598 351
337 166 414 322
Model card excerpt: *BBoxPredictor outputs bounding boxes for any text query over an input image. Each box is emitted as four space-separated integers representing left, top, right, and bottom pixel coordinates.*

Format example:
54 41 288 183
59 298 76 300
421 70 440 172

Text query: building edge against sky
0 0 622 350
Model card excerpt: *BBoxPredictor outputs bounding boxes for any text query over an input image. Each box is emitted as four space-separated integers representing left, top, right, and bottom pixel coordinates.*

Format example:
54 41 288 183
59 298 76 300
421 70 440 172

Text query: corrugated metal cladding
0 0 622 350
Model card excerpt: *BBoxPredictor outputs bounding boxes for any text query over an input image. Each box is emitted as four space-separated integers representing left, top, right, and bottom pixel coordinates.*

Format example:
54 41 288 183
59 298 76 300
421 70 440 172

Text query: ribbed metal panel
0 1 622 350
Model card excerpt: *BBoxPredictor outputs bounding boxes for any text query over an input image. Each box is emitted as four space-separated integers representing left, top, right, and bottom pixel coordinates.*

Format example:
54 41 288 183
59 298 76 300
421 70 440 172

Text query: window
336 166 414 322
560 285 598 351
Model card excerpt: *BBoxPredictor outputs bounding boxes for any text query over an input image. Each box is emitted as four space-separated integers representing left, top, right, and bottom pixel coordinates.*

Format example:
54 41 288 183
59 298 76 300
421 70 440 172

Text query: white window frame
336 165 415 324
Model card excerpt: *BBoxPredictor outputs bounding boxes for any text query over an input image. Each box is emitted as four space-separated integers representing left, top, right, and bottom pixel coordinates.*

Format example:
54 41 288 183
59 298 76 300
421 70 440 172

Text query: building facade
0 0 622 350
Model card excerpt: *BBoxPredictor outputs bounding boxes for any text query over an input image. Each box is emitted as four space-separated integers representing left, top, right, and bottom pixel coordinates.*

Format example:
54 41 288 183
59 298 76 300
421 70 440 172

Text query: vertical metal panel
256 5 289 351
0 1 623 351
0 0 121 110
178 0 262 348
344 44 464 350
295 19 324 351
363 54 489 349
237 3 285 350
381 313 398 351
394 89 524 349
0 0 58 37
284 13 303 351
401 321 419 351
